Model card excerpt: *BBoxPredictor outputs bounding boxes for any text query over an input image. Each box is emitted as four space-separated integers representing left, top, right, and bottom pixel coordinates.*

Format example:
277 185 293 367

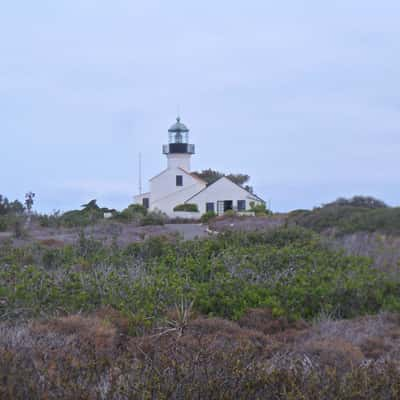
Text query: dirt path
165 224 208 240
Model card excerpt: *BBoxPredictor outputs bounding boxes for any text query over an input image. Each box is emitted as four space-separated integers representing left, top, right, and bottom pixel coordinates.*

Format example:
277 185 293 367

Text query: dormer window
176 175 183 186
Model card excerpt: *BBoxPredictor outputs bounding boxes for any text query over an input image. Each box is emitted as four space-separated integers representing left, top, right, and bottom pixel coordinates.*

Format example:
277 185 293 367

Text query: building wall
171 211 201 219
134 192 151 207
187 177 264 215
149 167 206 217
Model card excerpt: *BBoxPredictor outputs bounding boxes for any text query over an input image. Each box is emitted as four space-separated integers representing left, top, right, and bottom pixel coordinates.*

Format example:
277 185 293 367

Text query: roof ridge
184 176 265 203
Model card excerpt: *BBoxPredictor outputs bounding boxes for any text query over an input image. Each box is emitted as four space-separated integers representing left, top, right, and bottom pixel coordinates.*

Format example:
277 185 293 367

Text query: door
223 200 233 212
216 201 224 215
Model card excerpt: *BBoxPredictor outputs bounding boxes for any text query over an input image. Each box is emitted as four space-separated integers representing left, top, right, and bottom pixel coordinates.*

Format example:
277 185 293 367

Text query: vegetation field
1 195 400 398
0 226 400 398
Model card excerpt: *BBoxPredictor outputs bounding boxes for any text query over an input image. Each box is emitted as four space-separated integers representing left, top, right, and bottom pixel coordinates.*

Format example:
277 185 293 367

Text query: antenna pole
138 152 142 195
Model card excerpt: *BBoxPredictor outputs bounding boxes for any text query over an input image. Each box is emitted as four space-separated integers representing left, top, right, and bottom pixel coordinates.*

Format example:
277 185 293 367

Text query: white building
134 117 264 218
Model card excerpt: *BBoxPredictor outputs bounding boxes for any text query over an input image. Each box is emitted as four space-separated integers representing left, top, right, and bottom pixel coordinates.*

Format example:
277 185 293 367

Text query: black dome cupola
163 116 195 154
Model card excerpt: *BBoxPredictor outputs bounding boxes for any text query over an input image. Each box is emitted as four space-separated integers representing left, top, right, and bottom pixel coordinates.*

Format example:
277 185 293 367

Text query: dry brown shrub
32 315 118 356
360 336 393 360
238 308 308 335
39 238 65 247
129 316 272 363
187 316 241 336
185 316 271 352
302 338 364 371
389 328 400 340
1 314 400 399
95 306 131 335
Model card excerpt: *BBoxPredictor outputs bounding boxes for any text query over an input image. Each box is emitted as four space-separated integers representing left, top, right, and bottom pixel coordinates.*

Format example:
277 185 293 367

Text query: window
142 198 149 209
206 202 215 213
237 200 246 211
176 175 183 186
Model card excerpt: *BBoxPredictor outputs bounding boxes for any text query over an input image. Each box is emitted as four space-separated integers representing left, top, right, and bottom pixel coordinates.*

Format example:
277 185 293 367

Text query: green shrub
0 216 8 231
250 201 271 216
13 219 25 238
38 211 62 228
1 226 398 323
60 208 103 227
325 195 388 209
173 203 199 212
224 209 236 217
115 203 148 222
290 203 400 236
200 211 217 223
0 214 25 233
140 210 167 226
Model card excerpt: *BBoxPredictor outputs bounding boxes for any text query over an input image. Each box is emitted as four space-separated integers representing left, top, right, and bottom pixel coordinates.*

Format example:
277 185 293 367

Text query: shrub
250 201 271 216
200 211 217 223
291 204 400 236
173 203 199 212
60 208 103 227
224 209 236 217
13 218 26 239
238 308 308 335
140 210 167 226
0 227 399 325
1 314 400 399
0 214 26 233
115 203 148 222
38 211 62 228
0 216 8 231
325 195 388 209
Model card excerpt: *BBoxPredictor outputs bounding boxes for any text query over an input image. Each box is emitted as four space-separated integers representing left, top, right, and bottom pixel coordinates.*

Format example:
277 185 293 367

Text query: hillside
1 223 400 398
210 197 400 272
1 196 400 398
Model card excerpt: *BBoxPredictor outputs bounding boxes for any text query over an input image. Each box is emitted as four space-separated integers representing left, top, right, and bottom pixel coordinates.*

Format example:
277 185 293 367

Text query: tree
0 195 10 215
81 200 100 211
192 169 223 185
193 169 253 192
25 192 35 213
9 200 24 214
0 195 24 216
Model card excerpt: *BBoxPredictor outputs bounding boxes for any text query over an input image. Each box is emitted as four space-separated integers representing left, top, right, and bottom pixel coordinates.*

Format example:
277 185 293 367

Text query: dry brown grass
302 338 364 370
95 306 131 335
1 311 400 399
31 314 118 356
38 238 66 247
238 307 308 336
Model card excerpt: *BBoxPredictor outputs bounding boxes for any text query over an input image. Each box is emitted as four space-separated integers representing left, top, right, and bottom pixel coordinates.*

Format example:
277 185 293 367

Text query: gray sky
1 1 399 212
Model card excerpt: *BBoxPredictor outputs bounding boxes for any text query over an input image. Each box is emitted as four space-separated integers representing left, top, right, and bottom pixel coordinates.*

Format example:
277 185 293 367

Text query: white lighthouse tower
162 117 195 171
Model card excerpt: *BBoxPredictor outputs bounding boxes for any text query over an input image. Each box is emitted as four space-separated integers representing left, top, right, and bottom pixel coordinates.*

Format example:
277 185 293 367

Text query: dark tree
81 200 100 211
192 169 223 185
0 195 25 216
9 200 24 214
0 195 9 215
25 192 35 213
194 169 252 192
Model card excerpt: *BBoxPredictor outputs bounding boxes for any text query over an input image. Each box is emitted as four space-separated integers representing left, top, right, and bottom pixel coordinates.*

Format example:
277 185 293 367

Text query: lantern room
163 117 195 155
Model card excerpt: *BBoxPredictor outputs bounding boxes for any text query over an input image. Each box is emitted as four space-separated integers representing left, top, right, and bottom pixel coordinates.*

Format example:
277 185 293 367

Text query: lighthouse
134 115 264 217
162 117 195 171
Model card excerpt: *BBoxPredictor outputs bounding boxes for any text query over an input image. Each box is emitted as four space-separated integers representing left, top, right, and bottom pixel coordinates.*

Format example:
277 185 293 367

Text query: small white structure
134 117 264 218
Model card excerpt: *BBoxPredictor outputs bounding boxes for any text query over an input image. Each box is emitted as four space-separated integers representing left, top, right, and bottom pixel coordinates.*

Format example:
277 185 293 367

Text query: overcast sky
1 1 399 212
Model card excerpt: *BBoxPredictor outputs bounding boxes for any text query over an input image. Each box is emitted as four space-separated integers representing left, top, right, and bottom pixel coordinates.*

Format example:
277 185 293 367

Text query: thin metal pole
139 152 142 195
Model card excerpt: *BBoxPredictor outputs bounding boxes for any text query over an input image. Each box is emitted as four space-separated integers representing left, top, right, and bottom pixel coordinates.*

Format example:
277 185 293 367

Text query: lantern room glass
169 131 189 144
